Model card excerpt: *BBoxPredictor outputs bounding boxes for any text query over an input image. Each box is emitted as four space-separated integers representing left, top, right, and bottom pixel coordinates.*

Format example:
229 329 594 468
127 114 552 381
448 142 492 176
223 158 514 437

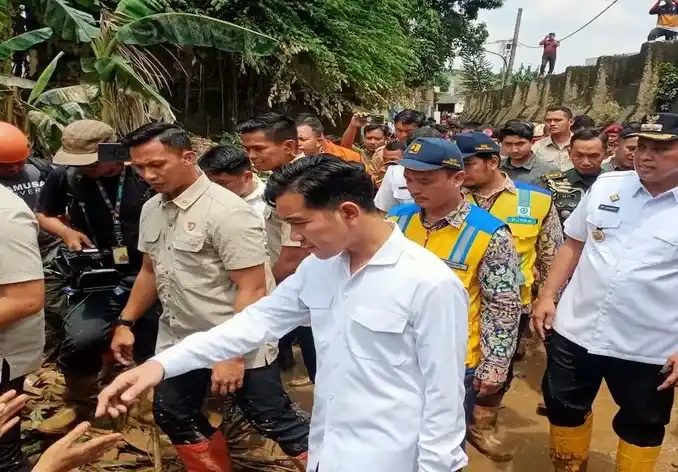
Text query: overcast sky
472 0 654 73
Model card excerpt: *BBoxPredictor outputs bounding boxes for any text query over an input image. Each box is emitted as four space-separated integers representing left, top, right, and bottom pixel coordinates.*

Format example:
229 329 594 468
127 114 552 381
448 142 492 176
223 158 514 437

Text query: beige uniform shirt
138 174 277 369
532 134 574 171
0 185 45 380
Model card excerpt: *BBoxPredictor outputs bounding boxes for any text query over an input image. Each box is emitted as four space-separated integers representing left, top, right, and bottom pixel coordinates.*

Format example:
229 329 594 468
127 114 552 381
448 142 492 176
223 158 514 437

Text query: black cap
635 113 678 141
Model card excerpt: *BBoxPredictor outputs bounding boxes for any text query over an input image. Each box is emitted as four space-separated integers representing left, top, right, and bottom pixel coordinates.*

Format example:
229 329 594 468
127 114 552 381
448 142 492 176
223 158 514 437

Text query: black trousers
0 361 29 472
278 326 317 382
57 288 160 377
540 55 556 75
153 359 309 456
648 27 677 41
543 331 674 447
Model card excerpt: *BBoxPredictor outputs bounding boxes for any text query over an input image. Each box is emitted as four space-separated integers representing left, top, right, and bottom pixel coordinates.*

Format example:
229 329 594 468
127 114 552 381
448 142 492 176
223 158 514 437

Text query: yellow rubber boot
616 439 661 472
549 414 593 472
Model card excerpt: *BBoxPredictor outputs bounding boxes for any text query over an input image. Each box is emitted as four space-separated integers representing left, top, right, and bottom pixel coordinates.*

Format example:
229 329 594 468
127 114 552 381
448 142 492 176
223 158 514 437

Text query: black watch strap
115 318 135 328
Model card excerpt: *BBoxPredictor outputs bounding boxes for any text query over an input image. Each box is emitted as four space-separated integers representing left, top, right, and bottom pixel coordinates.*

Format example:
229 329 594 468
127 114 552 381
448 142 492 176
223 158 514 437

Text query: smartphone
97 143 130 163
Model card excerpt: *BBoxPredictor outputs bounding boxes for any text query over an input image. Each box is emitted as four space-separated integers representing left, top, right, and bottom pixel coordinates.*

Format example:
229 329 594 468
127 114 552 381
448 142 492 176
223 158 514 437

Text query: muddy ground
285 343 678 472
24 342 678 471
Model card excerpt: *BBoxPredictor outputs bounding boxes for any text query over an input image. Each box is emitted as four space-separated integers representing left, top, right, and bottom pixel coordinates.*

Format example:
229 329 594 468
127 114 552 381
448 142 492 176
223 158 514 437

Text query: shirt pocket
172 235 206 287
347 308 409 366
640 228 678 265
393 186 412 203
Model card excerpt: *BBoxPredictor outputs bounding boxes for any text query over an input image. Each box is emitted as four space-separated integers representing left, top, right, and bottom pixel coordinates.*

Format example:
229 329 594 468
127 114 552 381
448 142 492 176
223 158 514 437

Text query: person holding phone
532 113 678 472
34 120 159 435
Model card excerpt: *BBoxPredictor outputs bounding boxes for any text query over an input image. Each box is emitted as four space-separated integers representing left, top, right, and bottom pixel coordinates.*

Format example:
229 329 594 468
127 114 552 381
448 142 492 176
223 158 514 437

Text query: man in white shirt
198 144 268 219
532 112 678 472
97 155 470 472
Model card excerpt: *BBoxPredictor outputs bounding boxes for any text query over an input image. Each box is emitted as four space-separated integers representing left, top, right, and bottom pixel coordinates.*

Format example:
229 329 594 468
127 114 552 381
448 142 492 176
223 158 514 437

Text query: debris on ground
22 365 305 472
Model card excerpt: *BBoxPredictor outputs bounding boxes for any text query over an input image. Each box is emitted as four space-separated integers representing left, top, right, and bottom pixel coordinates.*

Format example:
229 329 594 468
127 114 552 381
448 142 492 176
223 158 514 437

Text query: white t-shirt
374 165 413 212
243 176 267 221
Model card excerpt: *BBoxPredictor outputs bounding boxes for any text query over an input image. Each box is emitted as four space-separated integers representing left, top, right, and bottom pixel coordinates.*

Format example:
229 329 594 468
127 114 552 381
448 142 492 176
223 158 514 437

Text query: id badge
112 246 130 265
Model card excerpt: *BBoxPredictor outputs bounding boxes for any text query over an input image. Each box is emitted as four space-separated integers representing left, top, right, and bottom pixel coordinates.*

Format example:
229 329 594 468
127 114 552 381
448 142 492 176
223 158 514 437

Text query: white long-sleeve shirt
154 225 469 472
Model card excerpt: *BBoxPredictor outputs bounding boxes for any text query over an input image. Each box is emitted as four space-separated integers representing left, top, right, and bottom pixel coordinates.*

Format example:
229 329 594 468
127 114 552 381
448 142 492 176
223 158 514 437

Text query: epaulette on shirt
542 171 565 180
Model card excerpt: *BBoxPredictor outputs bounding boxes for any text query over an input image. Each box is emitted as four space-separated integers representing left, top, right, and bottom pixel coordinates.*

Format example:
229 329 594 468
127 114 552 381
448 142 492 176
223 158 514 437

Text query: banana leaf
0 75 36 89
115 13 277 56
27 51 64 105
94 55 172 114
0 28 53 60
27 108 64 156
0 0 10 29
24 0 99 43
35 84 99 106
114 0 165 23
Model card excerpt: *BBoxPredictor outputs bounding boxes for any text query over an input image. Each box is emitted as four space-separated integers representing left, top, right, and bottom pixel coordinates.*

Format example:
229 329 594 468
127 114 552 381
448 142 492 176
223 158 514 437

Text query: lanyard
95 167 127 246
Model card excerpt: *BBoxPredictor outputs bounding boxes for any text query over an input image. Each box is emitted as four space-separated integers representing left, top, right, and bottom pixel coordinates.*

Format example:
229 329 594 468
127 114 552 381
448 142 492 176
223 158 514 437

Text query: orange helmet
0 122 29 163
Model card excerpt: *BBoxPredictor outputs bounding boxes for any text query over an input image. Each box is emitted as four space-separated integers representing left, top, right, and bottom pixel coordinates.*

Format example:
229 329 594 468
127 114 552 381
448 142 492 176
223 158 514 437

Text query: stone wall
461 41 678 125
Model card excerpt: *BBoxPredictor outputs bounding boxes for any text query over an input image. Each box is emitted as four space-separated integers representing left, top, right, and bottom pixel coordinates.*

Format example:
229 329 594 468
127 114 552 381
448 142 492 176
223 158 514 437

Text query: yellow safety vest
465 181 552 305
388 203 506 369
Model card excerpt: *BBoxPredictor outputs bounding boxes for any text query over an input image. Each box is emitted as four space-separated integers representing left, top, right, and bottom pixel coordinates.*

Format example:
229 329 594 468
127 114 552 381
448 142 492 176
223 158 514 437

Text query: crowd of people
0 104 677 472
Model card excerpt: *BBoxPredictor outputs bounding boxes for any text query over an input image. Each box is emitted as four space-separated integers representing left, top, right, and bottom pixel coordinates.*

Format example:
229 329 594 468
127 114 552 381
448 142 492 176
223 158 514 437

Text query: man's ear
182 150 197 165
338 201 361 223
283 139 298 158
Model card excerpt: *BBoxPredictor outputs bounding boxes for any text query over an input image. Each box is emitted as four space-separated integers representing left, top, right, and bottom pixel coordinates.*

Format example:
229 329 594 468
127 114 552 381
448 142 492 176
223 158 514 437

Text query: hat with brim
634 131 678 141
53 120 116 166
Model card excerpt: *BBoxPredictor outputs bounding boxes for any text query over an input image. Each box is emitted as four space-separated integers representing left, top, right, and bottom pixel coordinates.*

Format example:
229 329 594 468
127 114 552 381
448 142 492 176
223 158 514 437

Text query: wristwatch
115 318 135 328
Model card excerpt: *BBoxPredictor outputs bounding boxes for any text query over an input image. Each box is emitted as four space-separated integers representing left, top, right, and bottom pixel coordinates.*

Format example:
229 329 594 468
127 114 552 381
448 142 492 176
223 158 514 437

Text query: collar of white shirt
339 222 405 271
243 175 265 204
628 172 678 202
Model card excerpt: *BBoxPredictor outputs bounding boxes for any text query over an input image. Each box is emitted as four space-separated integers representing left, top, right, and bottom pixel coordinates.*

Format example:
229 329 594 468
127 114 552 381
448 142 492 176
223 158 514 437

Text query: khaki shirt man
138 173 277 368
532 133 574 171
0 184 45 381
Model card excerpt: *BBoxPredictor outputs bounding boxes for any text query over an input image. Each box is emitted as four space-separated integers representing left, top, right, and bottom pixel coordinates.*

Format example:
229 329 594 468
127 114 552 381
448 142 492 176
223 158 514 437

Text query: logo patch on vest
442 259 469 271
507 216 538 225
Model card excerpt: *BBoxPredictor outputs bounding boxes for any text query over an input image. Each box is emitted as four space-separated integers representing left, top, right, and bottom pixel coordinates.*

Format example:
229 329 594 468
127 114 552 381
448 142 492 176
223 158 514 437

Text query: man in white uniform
533 112 678 472
97 155 469 472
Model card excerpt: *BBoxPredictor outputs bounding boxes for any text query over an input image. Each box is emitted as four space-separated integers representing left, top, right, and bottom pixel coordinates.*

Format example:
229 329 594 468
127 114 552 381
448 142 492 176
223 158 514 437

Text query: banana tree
24 0 277 134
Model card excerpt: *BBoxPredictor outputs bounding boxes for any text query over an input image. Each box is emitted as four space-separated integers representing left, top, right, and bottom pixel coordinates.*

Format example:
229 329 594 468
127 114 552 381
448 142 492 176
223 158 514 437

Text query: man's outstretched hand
95 361 165 418
32 422 122 472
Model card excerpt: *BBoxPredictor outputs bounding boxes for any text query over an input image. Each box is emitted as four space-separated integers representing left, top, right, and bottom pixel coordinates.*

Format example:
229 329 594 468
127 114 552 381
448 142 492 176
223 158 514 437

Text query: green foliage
0 28 53 60
434 72 451 93
28 51 64 104
655 62 678 112
24 0 100 42
460 52 498 96
509 63 538 87
595 101 623 125
115 13 277 55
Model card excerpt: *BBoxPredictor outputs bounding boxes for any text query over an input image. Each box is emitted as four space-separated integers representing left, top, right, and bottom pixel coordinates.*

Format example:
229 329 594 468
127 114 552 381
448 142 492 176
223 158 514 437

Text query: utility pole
505 7 523 86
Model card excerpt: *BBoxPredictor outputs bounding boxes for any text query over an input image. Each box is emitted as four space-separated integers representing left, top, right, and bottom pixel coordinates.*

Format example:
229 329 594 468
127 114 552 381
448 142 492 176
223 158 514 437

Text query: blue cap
455 131 500 158
400 138 464 171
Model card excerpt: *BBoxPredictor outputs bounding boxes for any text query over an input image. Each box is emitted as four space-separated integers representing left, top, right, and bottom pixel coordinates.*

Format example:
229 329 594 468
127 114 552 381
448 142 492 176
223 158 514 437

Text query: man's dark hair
572 114 596 132
435 124 450 134
296 113 324 136
546 105 574 120
500 120 534 141
385 141 408 151
460 121 482 131
198 144 251 175
394 109 424 127
237 112 298 143
264 154 376 212
570 128 609 149
364 123 388 137
121 122 192 151
406 126 442 145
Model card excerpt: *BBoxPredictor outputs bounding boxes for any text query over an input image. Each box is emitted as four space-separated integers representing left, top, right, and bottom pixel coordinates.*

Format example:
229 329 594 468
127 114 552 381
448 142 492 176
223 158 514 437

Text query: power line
514 0 622 49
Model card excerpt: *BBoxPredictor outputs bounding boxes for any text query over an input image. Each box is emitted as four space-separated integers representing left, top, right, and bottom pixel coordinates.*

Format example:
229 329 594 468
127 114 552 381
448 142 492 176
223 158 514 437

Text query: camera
54 248 120 292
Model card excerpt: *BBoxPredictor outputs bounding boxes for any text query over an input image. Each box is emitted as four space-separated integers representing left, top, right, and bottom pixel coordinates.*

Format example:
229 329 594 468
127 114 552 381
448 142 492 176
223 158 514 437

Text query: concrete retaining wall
461 41 678 125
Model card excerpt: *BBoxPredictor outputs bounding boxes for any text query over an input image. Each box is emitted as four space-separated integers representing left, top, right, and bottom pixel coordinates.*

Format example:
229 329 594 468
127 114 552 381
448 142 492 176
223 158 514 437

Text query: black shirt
0 158 61 254
36 166 152 274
